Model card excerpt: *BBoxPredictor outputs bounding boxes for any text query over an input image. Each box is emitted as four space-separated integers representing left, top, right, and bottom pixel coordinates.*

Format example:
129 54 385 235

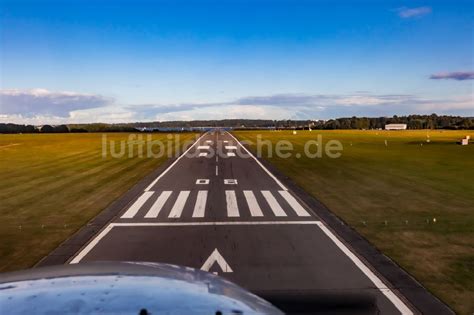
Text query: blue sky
1 0 473 123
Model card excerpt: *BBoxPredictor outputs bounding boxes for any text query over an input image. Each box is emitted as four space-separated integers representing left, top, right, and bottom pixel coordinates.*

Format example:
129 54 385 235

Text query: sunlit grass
0 132 197 272
234 129 474 315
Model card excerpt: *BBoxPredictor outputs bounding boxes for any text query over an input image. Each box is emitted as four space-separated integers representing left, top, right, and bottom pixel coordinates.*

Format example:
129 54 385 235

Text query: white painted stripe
316 222 414 315
223 140 229 143
226 132 287 190
205 140 213 144
70 221 321 263
261 190 287 217
69 224 114 264
243 190 264 217
215 165 218 176
144 191 172 218
227 152 236 157
225 190 239 217
192 190 208 218
225 145 237 150
279 190 311 217
197 145 210 150
168 191 191 218
199 152 208 157
87 220 413 314
109 221 320 227
120 191 154 218
145 133 207 191
201 248 233 273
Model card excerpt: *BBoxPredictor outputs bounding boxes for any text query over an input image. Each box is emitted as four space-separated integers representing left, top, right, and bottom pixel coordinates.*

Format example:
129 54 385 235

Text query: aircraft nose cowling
0 261 283 315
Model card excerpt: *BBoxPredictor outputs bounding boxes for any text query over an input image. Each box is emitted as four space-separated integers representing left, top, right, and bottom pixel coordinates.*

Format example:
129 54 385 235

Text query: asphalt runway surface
67 130 417 314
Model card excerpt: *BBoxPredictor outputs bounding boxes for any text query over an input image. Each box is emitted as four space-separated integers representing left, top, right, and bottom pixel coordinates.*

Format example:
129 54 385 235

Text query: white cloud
0 90 472 124
397 6 432 18
0 88 112 117
430 71 474 81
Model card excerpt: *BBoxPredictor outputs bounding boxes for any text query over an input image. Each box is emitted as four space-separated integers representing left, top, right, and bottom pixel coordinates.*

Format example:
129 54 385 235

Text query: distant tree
53 125 70 133
40 125 55 133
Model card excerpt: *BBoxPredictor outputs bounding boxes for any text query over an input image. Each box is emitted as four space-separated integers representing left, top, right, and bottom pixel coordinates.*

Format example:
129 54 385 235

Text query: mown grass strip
234 129 474 315
0 132 198 272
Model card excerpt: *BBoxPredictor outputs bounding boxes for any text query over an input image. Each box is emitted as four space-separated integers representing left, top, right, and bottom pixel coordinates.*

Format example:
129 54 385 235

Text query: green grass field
0 132 197 273
234 130 474 315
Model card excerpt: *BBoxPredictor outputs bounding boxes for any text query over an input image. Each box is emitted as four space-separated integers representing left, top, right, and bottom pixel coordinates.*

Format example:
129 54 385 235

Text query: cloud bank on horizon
1 88 472 124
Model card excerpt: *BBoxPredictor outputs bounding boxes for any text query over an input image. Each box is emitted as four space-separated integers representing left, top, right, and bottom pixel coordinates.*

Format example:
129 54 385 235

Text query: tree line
1 114 473 134
314 114 474 130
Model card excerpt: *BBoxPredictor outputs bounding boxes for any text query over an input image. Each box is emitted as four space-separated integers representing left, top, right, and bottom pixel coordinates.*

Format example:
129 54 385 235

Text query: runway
68 130 415 314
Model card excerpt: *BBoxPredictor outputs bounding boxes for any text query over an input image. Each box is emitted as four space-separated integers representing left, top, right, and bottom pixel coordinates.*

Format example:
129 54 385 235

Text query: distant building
385 124 407 130
461 138 469 145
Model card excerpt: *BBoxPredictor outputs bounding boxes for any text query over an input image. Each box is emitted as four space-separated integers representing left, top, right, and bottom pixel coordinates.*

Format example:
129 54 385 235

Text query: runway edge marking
69 224 115 264
144 132 207 191
226 131 287 191
316 222 414 315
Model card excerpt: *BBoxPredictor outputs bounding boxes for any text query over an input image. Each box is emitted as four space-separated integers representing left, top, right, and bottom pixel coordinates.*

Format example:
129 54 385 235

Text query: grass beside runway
0 132 197 272
234 129 474 315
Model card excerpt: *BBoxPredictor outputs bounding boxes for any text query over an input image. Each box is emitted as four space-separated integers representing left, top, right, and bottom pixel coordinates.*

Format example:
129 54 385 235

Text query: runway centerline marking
144 191 172 218
145 133 207 191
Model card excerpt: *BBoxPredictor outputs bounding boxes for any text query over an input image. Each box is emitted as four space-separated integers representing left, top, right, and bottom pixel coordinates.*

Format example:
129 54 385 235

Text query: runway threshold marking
168 191 191 218
144 191 172 218
279 190 311 217
225 190 240 217
121 191 154 218
192 190 208 218
261 190 287 217
243 190 264 217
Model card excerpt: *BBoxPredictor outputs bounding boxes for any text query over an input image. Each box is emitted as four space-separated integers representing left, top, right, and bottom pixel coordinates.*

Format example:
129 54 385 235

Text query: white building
385 124 407 130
